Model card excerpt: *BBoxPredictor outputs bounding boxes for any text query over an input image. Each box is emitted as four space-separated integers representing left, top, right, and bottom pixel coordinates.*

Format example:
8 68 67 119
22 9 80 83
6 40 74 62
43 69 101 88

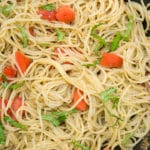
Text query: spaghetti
0 0 150 150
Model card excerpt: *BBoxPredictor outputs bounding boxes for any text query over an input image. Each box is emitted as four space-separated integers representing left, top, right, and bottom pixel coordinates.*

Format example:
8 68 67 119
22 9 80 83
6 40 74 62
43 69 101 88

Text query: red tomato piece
29 27 36 36
15 51 32 73
100 52 123 68
37 9 56 21
11 96 23 112
56 6 75 23
3 66 17 78
10 96 24 120
72 88 88 111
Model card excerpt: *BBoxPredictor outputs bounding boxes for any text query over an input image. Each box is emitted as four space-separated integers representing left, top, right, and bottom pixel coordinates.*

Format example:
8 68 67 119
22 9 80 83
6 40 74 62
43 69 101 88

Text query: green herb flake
110 32 123 52
4 116 27 130
94 43 102 55
39 43 50 47
1 74 24 90
0 7 3 13
101 87 120 109
2 4 13 16
91 23 106 55
42 115 60 126
40 4 55 11
17 26 28 48
0 123 5 144
103 105 122 127
42 109 77 126
91 33 106 46
121 133 133 145
2 82 8 89
91 23 102 36
72 140 90 150
9 82 24 90
56 29 65 42
1 74 7 82
123 16 134 41
0 4 14 16
100 88 121 126
1 74 9 89
83 60 99 67
101 87 117 102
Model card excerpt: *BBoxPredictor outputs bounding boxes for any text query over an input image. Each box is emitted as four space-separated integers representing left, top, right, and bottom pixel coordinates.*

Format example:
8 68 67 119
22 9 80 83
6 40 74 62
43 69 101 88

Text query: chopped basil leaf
1 74 7 82
105 106 121 120
105 105 122 126
1 74 23 90
83 60 99 67
9 82 24 90
112 97 119 109
2 4 13 16
38 43 50 47
92 34 106 46
1 74 9 89
4 116 27 130
40 4 55 11
121 133 133 145
123 16 134 41
91 23 106 55
110 32 123 52
52 109 77 116
100 88 121 126
101 88 119 109
101 87 119 109
94 43 103 55
56 29 65 42
72 140 90 150
0 123 5 144
42 109 77 126
109 118 120 127
0 7 3 13
42 114 60 126
91 23 102 36
0 4 13 16
2 82 9 89
17 26 28 48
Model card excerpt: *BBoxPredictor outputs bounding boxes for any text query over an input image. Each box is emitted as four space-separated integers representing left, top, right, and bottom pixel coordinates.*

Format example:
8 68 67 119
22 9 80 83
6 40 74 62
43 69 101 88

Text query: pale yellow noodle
0 0 150 150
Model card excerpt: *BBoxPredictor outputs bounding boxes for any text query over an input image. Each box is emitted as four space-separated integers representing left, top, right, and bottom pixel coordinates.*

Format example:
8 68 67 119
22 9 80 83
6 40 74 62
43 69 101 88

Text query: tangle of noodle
0 0 150 150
